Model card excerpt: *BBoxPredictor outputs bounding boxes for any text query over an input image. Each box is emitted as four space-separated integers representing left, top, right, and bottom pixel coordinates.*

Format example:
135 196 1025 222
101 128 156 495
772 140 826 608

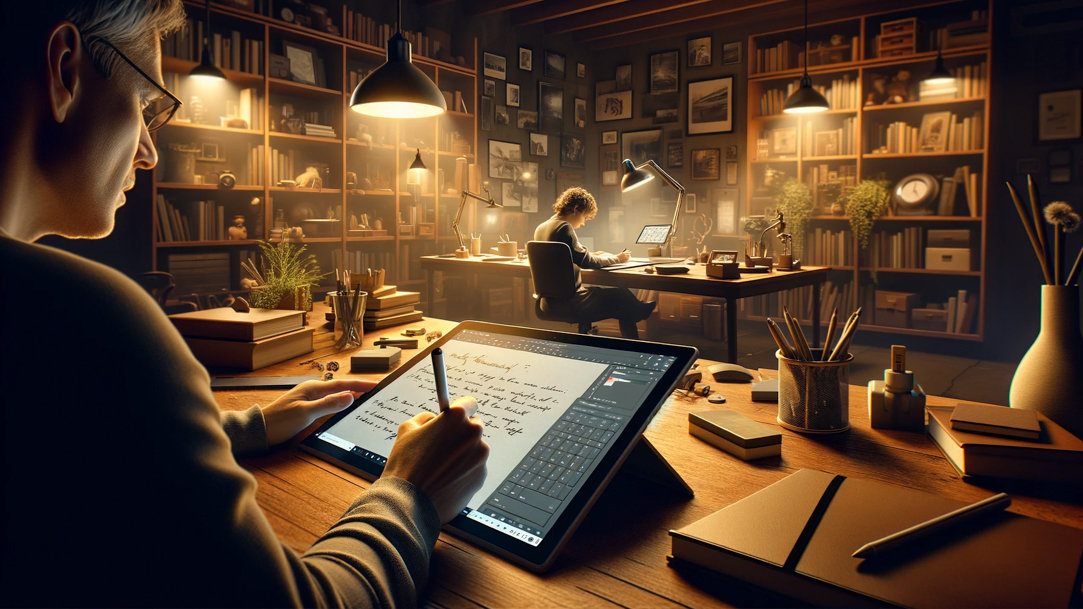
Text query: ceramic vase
1009 285 1083 438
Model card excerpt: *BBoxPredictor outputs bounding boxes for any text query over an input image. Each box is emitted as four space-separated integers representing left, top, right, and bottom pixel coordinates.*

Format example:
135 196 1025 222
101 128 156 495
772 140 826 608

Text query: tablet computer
301 320 697 572
635 224 672 244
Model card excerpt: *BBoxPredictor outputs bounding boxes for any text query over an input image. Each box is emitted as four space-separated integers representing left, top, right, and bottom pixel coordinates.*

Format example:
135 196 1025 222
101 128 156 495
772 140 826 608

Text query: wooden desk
215 315 1083 608
419 255 829 364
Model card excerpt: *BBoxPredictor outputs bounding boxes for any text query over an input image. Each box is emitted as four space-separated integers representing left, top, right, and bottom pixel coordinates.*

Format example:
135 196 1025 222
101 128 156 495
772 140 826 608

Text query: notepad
949 403 1041 440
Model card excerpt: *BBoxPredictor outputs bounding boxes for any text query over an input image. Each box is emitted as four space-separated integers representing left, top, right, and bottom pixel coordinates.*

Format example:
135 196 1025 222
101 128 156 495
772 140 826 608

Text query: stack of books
169 307 312 370
363 286 423 330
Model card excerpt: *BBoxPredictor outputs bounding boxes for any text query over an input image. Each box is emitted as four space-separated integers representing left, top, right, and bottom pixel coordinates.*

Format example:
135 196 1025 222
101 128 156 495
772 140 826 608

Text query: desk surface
216 313 1083 608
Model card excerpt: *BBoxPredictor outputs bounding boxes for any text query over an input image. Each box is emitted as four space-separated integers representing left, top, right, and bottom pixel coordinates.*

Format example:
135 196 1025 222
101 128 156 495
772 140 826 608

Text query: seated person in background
0 2 488 607
534 187 656 339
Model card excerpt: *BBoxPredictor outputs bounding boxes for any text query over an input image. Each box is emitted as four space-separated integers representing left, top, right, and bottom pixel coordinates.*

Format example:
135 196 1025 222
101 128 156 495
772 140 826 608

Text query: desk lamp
620 158 685 257
451 187 501 258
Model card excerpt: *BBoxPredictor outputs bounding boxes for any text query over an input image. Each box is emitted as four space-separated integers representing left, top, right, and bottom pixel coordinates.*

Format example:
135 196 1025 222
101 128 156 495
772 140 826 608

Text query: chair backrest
132 271 176 306
526 241 578 299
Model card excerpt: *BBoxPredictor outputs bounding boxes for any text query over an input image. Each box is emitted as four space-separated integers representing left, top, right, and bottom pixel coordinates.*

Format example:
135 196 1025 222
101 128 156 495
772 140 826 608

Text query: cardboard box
925 247 971 271
911 307 948 332
927 229 970 248
875 290 918 328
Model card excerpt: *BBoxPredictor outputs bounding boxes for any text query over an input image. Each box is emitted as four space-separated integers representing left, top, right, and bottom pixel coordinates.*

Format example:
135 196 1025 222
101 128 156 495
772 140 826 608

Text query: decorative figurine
227 214 247 240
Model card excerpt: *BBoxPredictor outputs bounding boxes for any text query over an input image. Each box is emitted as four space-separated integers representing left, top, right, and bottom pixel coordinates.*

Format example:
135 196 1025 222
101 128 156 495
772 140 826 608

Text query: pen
431 347 450 412
852 492 1011 559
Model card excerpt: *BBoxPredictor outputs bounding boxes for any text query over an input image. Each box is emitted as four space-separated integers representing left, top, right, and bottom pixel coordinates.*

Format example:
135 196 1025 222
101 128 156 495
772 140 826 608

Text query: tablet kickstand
619 436 694 499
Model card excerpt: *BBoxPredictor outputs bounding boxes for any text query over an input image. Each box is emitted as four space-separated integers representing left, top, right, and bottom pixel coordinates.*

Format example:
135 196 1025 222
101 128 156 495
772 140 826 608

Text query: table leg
726 297 738 363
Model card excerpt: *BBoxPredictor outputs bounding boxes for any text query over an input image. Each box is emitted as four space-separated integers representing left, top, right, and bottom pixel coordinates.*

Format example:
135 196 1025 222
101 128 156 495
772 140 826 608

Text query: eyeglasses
86 36 181 132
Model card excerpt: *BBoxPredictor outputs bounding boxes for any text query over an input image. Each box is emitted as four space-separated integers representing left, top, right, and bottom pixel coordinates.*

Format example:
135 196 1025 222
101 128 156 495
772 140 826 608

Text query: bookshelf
151 1 477 305
744 0 990 341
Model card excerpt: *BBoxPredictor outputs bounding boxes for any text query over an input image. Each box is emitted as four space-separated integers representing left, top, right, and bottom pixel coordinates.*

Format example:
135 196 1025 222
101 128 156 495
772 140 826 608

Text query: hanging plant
774 179 813 257
247 240 326 310
844 179 890 249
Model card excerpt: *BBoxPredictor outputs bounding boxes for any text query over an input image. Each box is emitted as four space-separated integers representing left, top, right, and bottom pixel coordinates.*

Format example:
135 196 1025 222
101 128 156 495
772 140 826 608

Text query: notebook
669 469 1083 607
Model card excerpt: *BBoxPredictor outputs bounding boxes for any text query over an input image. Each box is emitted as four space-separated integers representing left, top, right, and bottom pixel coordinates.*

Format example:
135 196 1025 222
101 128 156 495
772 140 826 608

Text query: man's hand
382 397 489 523
616 250 631 262
262 379 374 446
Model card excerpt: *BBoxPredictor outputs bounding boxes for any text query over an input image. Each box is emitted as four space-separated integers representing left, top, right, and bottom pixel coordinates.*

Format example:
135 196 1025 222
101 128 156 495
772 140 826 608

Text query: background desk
214 315 1083 608
419 255 829 364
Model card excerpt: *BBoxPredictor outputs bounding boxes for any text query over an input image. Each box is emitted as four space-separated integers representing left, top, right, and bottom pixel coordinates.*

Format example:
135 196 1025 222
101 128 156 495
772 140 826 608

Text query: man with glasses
0 3 488 607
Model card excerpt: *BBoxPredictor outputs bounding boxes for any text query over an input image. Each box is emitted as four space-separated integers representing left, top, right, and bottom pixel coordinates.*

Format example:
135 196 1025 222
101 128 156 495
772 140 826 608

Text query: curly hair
553 187 598 219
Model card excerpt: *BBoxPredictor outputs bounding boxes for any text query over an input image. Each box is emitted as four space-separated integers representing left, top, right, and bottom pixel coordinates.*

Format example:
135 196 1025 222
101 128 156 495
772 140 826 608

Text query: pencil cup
497 241 518 257
470 237 482 256
776 349 852 433
328 290 367 350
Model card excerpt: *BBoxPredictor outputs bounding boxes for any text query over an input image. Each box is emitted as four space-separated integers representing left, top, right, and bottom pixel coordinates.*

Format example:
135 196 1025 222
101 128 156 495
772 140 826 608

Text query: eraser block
350 346 402 372
751 378 778 402
689 410 781 460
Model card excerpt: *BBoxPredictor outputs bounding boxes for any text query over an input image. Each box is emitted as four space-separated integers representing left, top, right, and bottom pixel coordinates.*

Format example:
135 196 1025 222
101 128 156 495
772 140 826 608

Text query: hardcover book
362 309 423 330
669 468 1083 608
183 327 313 370
169 307 304 341
367 290 421 310
363 304 419 320
949 403 1041 440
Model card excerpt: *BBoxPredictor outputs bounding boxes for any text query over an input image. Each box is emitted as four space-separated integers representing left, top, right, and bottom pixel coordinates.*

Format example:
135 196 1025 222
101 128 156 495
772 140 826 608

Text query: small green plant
248 240 326 310
844 179 891 249
774 179 813 256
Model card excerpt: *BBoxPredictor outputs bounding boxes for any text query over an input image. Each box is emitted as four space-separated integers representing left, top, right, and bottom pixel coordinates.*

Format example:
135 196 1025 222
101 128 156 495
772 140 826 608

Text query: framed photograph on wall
506 83 521 107
691 148 721 180
615 64 632 90
529 132 549 157
723 42 741 65
483 52 506 80
601 130 618 145
544 50 566 79
649 50 679 94
494 104 510 127
561 133 585 168
488 140 522 180
621 128 662 166
600 145 620 187
539 81 564 132
684 193 698 213
283 41 321 86
577 62 586 78
517 110 538 130
666 140 684 168
687 35 711 67
1038 89 1081 141
688 76 733 134
918 111 952 152
713 187 739 234
483 78 496 97
518 47 532 71
595 90 632 122
574 97 587 129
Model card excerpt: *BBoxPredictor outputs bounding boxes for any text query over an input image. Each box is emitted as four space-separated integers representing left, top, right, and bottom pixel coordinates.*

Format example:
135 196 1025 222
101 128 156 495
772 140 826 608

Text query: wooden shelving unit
744 0 990 341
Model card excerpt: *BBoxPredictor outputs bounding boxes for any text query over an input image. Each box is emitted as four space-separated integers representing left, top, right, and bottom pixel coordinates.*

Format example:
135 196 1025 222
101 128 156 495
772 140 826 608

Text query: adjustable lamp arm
452 188 496 251
638 159 686 248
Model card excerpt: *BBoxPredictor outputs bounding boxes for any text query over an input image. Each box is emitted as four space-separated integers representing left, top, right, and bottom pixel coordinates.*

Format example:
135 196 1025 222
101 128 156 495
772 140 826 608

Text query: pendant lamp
349 0 446 118
783 0 828 114
189 0 226 80
923 48 955 85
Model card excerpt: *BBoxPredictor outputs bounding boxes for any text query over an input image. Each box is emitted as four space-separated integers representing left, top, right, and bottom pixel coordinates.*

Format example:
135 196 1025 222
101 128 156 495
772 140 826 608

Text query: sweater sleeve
553 222 615 269
220 404 269 456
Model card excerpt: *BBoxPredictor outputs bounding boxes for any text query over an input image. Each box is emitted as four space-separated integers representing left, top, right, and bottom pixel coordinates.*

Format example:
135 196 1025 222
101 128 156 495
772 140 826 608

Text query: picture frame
814 131 840 156
561 133 586 168
483 52 507 80
1038 89 1081 141
688 76 733 135
725 161 738 185
506 83 520 107
494 104 510 127
577 62 586 78
615 64 632 90
684 193 698 213
691 148 721 180
723 42 741 65
502 182 521 208
544 50 566 79
649 50 679 94
687 35 711 67
488 140 522 180
539 81 564 132
574 97 587 129
621 128 662 167
600 144 620 187
601 130 618 145
529 132 549 157
518 47 532 71
483 78 496 97
713 187 739 234
480 96 493 131
918 111 952 152
282 41 321 86
198 141 222 161
771 127 797 155
725 144 738 161
595 90 632 122
666 140 684 168
517 110 538 130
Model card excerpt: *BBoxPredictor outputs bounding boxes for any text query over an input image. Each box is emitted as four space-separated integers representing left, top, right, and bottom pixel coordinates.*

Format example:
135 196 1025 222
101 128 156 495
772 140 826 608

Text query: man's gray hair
59 0 187 75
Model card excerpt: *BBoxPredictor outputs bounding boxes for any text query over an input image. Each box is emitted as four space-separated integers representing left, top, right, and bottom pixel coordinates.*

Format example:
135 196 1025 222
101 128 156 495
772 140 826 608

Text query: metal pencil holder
776 348 852 433
328 290 367 350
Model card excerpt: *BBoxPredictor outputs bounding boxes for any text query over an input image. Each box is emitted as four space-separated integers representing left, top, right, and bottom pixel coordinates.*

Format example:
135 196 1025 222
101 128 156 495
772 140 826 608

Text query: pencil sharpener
868 369 925 431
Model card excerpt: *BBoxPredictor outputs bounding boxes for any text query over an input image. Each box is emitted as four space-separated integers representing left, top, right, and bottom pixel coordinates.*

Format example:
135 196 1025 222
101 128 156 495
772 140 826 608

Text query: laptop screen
635 224 672 244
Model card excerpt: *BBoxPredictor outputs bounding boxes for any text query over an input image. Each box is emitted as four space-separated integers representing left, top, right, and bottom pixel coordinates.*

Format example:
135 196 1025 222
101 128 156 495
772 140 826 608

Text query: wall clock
892 173 939 215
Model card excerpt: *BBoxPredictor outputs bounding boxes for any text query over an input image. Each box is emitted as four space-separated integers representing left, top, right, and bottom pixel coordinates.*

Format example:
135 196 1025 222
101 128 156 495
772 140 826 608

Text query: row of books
939 165 982 216
332 249 395 276
758 75 860 116
303 123 337 138
942 289 978 334
868 110 984 155
167 252 233 296
919 61 987 101
344 11 452 62
162 20 263 75
753 36 859 74
805 228 855 267
803 117 858 157
156 195 241 243
170 307 312 370
867 226 926 270
363 289 423 330
269 147 298 186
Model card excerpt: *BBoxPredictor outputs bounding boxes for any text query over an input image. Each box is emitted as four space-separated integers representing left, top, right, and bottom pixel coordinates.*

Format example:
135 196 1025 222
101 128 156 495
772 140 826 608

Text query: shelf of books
151 1 478 307
744 0 989 342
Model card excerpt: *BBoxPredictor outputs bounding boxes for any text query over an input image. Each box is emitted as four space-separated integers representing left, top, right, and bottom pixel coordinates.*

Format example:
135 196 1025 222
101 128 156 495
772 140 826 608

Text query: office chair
132 271 199 314
525 240 598 335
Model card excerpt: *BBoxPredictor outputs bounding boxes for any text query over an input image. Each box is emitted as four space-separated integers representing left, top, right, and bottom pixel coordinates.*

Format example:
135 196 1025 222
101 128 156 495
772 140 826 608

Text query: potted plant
844 179 890 250
247 240 326 311
774 179 813 257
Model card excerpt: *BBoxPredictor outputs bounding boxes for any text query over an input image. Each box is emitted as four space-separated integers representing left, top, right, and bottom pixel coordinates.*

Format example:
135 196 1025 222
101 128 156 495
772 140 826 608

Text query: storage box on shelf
744 0 989 340
151 2 477 303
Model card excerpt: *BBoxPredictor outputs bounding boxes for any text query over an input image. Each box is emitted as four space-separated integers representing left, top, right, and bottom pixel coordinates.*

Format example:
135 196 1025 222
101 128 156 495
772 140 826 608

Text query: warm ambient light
923 49 956 86
451 187 502 256
620 158 686 257
189 0 226 80
407 149 426 186
349 0 446 119
783 0 828 114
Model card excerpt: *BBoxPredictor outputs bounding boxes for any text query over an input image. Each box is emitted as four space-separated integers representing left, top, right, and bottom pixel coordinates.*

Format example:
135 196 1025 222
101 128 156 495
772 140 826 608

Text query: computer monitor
635 224 672 245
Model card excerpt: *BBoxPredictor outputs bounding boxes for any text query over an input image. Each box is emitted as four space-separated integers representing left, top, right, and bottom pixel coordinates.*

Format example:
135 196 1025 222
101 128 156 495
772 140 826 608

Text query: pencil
822 307 839 361
828 308 862 362
852 493 1011 559
766 318 796 359
783 307 813 361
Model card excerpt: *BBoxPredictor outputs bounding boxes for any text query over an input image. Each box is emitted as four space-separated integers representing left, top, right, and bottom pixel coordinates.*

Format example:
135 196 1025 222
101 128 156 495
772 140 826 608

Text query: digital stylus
431 348 450 412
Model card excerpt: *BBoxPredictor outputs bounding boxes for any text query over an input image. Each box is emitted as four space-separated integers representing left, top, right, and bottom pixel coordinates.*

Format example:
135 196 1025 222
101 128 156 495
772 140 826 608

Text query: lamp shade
783 74 830 114
189 42 227 80
620 159 654 191
350 33 446 118
409 148 426 170
923 50 955 85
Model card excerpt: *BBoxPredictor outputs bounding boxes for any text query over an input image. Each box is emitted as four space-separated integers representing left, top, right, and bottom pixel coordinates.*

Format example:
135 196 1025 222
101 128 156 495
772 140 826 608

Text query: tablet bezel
635 224 672 244
300 320 697 572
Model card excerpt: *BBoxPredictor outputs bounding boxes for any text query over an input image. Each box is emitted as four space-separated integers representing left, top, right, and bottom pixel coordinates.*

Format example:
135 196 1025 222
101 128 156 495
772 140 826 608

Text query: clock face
893 174 939 208
900 179 929 203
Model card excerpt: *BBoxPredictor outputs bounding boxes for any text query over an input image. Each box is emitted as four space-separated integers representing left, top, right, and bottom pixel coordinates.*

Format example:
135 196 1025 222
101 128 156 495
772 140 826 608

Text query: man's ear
46 22 82 123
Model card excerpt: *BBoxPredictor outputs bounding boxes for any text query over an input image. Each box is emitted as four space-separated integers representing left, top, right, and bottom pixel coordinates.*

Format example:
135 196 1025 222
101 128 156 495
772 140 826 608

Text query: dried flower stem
1006 181 1053 284
1067 248 1083 286
1028 175 1048 277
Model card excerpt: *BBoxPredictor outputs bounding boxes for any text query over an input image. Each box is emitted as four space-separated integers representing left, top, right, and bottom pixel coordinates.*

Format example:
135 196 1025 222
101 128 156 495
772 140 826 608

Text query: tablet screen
302 321 696 571
635 224 672 244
